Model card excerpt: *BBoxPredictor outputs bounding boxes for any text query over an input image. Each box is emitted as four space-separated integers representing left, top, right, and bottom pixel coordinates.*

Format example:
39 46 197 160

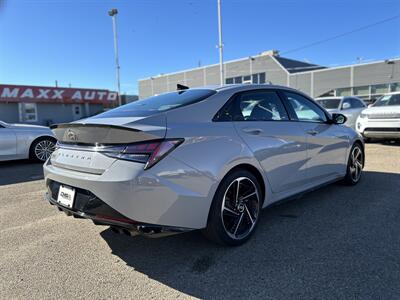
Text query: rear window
316 98 341 109
94 89 216 118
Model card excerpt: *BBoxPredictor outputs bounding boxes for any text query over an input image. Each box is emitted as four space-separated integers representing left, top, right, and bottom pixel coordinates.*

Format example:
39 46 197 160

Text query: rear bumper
362 130 400 139
45 190 191 235
43 153 218 230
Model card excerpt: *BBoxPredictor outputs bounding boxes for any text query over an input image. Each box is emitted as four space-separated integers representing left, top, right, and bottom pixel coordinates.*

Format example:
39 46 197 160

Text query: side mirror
342 102 351 110
331 113 347 125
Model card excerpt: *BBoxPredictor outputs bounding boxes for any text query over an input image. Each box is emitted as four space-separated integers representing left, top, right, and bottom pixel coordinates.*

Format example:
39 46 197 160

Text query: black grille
365 128 400 132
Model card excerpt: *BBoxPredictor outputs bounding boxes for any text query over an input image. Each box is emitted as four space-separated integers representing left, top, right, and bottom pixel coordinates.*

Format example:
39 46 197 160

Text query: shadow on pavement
0 160 44 186
101 171 400 299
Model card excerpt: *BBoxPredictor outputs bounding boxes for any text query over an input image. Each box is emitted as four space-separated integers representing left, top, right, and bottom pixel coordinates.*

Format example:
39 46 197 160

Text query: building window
259 73 266 84
19 103 38 122
336 88 352 96
371 84 389 95
353 86 369 96
390 82 400 92
225 73 267 85
234 76 243 84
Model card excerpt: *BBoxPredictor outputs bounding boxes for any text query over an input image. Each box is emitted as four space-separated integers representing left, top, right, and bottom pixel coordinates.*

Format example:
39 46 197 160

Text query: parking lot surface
0 143 399 299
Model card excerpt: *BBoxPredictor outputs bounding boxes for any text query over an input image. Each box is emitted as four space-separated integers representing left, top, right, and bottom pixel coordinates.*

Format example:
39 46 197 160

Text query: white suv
356 92 400 140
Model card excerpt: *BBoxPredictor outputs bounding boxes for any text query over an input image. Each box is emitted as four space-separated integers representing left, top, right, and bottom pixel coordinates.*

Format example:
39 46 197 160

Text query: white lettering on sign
20 88 34 98
1 88 19 98
37 89 50 99
84 91 96 100
71 91 82 100
97 91 107 100
52 90 64 99
107 92 117 101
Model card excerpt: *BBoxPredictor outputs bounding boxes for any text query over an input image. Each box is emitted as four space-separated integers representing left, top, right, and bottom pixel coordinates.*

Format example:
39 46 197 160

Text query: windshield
94 89 217 118
316 98 341 109
373 94 400 107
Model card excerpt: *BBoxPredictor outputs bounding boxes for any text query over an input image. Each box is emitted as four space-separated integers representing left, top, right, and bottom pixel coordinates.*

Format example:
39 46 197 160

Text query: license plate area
57 185 76 208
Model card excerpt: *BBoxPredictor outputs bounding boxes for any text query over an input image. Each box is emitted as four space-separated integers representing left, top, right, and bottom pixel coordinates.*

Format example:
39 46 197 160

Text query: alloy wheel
349 146 363 182
221 177 260 240
34 140 56 161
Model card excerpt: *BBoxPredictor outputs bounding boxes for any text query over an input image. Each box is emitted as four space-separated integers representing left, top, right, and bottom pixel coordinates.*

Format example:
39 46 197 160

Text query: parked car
356 91 400 140
315 96 367 129
44 85 364 246
0 120 56 162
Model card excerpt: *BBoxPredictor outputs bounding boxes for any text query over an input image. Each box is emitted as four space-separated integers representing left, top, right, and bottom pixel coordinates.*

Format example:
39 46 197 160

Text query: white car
315 96 367 129
356 92 400 140
0 120 56 162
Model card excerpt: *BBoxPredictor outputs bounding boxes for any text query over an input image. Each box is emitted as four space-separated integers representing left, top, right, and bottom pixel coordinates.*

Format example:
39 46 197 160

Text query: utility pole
108 8 122 106
217 0 224 85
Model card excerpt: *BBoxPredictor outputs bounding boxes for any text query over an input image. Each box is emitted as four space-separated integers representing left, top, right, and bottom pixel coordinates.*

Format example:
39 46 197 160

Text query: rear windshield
373 94 400 107
316 98 341 109
94 89 216 118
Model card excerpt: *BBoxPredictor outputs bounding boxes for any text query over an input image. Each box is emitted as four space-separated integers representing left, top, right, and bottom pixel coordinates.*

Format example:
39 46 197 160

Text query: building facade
138 50 400 102
0 84 118 126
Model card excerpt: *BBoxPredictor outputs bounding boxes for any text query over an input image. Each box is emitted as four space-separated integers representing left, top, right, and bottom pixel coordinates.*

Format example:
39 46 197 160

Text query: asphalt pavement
0 142 399 299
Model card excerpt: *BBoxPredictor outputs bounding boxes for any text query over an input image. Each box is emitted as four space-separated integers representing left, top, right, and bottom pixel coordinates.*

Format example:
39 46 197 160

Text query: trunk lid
50 114 166 174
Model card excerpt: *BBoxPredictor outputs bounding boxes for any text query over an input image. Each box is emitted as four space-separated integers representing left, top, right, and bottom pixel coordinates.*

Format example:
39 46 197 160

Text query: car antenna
177 84 189 91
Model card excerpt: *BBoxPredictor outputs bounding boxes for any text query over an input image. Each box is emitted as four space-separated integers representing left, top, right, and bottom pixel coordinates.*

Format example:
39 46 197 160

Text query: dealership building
138 50 400 102
0 84 119 126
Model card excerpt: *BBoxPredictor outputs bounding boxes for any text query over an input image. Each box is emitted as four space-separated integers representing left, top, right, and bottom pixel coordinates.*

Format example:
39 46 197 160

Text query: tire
30 137 56 162
203 169 262 246
342 143 364 185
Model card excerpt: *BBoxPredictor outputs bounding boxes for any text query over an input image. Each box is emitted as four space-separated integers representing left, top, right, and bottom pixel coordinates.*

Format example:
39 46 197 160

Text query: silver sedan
44 84 364 246
0 120 56 162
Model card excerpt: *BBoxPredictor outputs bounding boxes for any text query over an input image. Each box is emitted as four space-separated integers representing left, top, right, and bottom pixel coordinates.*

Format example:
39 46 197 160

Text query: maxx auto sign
0 84 117 104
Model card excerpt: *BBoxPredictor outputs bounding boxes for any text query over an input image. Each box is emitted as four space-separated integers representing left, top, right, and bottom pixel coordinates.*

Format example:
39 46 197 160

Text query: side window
237 91 289 121
214 90 289 121
284 92 327 123
350 98 365 108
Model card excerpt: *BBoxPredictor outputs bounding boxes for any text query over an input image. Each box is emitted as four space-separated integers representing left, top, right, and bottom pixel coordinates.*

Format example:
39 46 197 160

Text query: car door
281 91 348 183
0 122 17 160
230 89 309 193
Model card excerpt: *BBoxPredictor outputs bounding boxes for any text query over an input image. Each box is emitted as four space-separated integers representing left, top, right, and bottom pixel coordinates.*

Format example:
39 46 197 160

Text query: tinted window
94 89 216 118
215 91 288 121
284 92 327 122
316 98 341 109
373 94 400 106
350 98 365 108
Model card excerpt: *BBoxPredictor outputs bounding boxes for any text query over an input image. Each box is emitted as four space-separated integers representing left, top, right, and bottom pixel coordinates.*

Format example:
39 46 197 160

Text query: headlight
359 113 368 119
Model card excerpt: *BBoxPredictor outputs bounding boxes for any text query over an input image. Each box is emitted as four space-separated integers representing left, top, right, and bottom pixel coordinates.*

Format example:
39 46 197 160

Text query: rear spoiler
51 123 159 145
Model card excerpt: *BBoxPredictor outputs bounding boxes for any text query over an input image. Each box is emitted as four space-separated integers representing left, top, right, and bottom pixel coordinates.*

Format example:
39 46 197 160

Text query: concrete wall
138 56 400 100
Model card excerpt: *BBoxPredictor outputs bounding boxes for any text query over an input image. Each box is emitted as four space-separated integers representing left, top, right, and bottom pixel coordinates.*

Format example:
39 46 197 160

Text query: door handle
307 130 318 136
243 128 263 135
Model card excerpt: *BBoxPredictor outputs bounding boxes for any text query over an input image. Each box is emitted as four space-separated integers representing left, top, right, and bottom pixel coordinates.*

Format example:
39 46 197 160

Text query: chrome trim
57 142 126 153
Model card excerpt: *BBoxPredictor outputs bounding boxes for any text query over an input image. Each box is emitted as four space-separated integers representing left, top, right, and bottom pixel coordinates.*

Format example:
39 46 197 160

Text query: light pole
217 0 224 85
108 8 122 106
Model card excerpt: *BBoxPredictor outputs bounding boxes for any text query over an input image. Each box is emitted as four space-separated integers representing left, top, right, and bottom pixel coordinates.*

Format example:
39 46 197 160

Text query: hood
362 105 400 115
9 123 50 130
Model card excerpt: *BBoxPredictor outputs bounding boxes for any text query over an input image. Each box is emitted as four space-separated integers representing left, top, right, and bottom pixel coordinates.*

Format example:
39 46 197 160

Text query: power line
281 15 400 55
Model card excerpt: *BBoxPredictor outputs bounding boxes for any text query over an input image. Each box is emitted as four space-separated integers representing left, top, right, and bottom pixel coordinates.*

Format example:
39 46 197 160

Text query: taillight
103 139 183 169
